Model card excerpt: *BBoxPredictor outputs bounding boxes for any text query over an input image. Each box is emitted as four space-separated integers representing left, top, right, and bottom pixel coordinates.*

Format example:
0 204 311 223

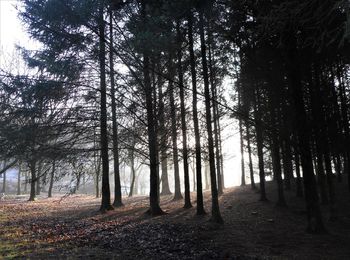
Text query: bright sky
0 0 23 49
0 1 23 50
0 0 245 187
0 0 35 72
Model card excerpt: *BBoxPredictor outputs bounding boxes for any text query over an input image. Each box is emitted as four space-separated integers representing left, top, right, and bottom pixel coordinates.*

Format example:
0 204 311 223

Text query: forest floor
1 181 350 259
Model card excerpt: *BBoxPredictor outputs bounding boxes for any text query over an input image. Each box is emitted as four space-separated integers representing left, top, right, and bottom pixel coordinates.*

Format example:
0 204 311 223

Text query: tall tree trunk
188 13 205 214
309 64 330 205
327 70 343 183
94 127 100 198
95 155 101 198
109 11 123 207
28 160 36 201
212 79 223 193
285 35 325 233
311 127 328 202
17 164 21 195
177 21 192 208
334 154 342 182
238 92 246 186
141 0 164 216
98 6 113 212
75 173 81 193
337 67 350 191
160 158 171 195
133 173 139 195
204 161 210 190
324 151 336 220
318 64 337 220
24 170 28 193
129 151 136 197
199 8 223 223
218 118 225 189
151 61 161 204
270 106 286 207
293 137 304 197
282 138 294 190
48 160 55 198
254 91 267 201
169 56 183 201
208 29 223 195
246 121 256 189
128 126 137 198
158 60 171 196
2 164 6 193
192 158 196 191
271 139 286 207
280 92 294 191
36 162 41 196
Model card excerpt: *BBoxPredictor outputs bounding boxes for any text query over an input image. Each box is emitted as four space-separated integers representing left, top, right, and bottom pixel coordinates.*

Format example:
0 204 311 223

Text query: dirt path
1 181 350 259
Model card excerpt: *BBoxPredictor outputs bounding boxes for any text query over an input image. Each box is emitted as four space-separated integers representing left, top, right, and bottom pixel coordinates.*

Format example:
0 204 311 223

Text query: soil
1 181 350 259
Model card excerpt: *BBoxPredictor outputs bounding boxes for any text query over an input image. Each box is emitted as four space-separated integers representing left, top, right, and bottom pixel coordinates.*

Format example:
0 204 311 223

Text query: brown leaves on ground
1 181 350 259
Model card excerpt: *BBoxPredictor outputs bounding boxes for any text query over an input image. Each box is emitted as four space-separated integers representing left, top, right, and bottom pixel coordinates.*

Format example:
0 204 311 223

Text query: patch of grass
0 238 32 258
0 226 32 258
0 212 8 222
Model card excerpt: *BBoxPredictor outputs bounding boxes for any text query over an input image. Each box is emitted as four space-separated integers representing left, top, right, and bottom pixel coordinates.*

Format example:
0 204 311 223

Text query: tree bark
151 61 160 204
337 68 350 191
141 0 164 216
315 63 336 220
238 92 246 186
218 117 225 189
285 35 325 233
98 6 113 212
246 121 256 189
48 160 55 198
177 21 192 208
254 91 267 201
95 154 101 198
199 8 223 223
270 106 286 207
1 162 6 193
204 161 210 190
168 55 183 201
28 160 36 201
293 137 304 197
192 158 196 191
282 138 294 190
36 162 41 196
158 59 171 196
24 170 28 193
334 154 342 182
128 124 137 198
208 28 223 194
109 11 123 207
188 13 205 214
17 164 21 195
129 150 136 197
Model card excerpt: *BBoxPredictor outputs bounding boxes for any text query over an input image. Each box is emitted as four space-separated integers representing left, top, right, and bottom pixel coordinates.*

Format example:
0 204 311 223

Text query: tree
48 160 56 198
17 163 21 195
140 0 164 215
238 91 246 187
198 3 223 224
188 12 205 215
98 4 113 212
176 21 192 208
109 10 123 208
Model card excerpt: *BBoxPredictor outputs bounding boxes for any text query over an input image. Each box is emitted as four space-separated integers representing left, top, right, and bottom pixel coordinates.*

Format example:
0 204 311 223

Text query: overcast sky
0 1 26 50
0 0 39 71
